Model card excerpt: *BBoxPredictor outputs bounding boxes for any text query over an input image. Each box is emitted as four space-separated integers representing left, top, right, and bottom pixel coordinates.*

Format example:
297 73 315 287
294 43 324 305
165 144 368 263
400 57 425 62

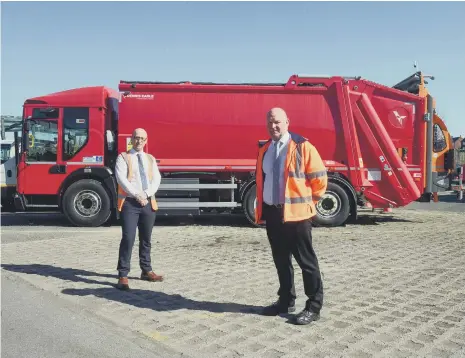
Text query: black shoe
293 309 320 325
261 300 296 316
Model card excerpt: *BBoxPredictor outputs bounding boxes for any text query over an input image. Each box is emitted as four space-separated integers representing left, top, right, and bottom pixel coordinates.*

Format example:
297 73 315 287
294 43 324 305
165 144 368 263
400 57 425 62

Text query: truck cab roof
24 86 119 108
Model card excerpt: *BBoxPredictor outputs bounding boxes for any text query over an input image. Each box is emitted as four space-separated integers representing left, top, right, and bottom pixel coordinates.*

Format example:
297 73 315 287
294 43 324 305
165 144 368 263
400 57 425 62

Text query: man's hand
135 193 148 207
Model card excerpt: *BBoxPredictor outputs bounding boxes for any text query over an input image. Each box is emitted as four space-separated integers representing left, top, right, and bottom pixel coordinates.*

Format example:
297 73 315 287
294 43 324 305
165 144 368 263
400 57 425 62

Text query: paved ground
2 206 464 358
2 272 173 358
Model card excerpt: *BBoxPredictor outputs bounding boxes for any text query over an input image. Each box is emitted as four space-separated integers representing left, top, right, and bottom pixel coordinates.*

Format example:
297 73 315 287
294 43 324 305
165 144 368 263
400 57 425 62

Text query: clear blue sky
2 1 464 135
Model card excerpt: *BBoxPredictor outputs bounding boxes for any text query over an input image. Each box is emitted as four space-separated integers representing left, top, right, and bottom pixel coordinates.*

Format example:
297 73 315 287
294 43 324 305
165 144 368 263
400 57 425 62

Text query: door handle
49 164 67 174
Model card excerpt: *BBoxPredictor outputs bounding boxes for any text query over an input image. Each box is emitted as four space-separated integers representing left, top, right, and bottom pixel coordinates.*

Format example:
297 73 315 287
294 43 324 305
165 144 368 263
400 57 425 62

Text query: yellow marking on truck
126 137 133 151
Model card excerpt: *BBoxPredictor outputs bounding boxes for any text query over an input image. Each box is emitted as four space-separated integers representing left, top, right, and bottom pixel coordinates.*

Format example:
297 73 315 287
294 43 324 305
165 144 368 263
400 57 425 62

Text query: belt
264 203 284 209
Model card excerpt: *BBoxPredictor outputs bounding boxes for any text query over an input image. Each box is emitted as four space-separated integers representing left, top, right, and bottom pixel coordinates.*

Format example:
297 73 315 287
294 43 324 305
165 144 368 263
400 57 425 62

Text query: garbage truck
10 71 456 227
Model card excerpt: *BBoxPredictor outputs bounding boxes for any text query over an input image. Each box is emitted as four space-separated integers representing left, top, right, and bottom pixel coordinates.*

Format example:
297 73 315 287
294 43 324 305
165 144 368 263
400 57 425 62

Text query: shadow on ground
0 212 255 228
1 263 264 315
61 287 262 314
6 194 456 228
0 263 139 283
0 212 74 227
1 210 422 228
346 214 418 226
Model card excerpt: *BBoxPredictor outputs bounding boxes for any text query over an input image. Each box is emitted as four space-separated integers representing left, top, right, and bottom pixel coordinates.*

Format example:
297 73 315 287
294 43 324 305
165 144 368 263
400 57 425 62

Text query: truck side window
63 107 89 161
32 108 59 119
433 124 447 152
26 120 58 162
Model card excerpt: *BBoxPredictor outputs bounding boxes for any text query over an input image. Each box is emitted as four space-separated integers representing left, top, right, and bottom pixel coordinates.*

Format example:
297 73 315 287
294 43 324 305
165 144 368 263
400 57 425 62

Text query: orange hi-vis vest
255 132 328 224
117 151 158 212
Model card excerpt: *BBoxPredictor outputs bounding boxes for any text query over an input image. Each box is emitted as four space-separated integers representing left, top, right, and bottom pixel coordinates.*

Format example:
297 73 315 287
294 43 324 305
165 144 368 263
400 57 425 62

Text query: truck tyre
243 184 262 227
313 181 351 227
62 179 112 227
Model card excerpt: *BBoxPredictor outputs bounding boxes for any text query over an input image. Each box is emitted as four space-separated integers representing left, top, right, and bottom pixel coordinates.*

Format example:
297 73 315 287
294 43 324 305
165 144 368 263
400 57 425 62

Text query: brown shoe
141 271 164 282
117 277 129 290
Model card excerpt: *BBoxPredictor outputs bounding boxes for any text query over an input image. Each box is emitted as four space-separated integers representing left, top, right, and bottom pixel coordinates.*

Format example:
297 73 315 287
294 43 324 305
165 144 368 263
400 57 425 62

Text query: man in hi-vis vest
255 108 327 325
115 128 163 290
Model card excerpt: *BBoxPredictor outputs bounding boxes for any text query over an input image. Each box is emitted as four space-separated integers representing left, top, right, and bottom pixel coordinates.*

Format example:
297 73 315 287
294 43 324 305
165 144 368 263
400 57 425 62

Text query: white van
1 138 17 211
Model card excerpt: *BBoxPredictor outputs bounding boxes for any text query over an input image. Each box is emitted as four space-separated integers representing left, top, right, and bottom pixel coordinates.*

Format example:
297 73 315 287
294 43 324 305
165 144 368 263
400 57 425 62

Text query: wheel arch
326 172 358 220
238 175 257 203
58 167 118 211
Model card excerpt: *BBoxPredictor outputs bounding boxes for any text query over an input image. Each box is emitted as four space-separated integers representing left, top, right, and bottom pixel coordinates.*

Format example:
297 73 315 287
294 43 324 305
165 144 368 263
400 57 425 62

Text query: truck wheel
313 181 351 227
243 184 262 227
62 179 111 227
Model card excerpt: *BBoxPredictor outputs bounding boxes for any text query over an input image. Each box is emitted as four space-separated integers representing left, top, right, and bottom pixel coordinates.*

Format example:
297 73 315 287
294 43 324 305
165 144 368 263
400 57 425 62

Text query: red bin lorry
11 71 456 227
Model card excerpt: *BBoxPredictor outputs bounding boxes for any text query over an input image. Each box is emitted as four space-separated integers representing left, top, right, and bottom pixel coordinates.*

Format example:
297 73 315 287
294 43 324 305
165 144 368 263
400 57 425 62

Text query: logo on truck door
388 107 409 129
393 111 407 125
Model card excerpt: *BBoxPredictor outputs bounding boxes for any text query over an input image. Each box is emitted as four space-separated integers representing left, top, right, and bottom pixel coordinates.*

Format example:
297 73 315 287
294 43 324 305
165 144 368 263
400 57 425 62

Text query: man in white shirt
115 128 163 290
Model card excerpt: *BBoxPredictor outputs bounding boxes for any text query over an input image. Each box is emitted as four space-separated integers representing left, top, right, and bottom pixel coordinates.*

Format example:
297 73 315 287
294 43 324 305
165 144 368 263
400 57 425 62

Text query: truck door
430 113 455 192
432 113 451 172
19 107 63 195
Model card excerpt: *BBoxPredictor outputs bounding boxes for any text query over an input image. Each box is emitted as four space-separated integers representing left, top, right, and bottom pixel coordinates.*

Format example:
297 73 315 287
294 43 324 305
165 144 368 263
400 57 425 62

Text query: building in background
452 136 465 166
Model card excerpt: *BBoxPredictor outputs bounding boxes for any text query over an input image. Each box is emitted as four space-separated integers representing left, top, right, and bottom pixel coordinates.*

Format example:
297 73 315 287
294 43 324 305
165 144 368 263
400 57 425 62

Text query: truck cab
14 86 120 226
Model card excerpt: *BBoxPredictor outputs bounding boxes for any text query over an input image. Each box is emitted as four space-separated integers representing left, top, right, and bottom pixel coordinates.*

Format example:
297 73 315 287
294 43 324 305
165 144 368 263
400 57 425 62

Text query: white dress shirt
262 132 290 205
115 148 162 199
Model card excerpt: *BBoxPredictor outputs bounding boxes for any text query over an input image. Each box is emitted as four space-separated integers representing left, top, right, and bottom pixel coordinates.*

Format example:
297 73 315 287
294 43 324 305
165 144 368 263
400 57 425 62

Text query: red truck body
13 72 455 227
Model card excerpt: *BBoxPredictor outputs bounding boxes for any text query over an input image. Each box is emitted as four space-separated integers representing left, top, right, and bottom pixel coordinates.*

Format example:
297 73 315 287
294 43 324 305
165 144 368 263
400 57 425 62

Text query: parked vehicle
1 118 22 211
10 71 456 227
1 139 17 210
450 164 464 201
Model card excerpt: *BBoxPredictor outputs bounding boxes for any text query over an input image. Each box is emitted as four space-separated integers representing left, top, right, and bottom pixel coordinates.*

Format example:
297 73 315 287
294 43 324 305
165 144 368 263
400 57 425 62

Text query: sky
2 1 464 136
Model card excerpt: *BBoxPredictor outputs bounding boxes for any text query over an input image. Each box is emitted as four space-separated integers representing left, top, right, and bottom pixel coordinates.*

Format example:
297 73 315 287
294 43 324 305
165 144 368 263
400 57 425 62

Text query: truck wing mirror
444 149 456 171
22 121 31 152
23 135 30 152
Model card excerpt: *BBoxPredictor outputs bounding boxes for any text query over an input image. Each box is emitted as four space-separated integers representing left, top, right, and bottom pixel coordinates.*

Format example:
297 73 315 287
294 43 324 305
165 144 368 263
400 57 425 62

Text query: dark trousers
117 197 156 278
263 203 324 313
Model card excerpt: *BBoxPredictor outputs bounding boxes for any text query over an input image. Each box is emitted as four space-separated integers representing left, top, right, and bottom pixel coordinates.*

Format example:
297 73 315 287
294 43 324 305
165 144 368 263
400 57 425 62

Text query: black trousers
263 203 324 313
117 197 156 278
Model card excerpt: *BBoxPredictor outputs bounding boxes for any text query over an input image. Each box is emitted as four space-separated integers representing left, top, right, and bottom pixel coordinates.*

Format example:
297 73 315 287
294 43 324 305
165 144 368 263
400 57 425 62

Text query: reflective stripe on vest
254 133 328 223
117 152 158 211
